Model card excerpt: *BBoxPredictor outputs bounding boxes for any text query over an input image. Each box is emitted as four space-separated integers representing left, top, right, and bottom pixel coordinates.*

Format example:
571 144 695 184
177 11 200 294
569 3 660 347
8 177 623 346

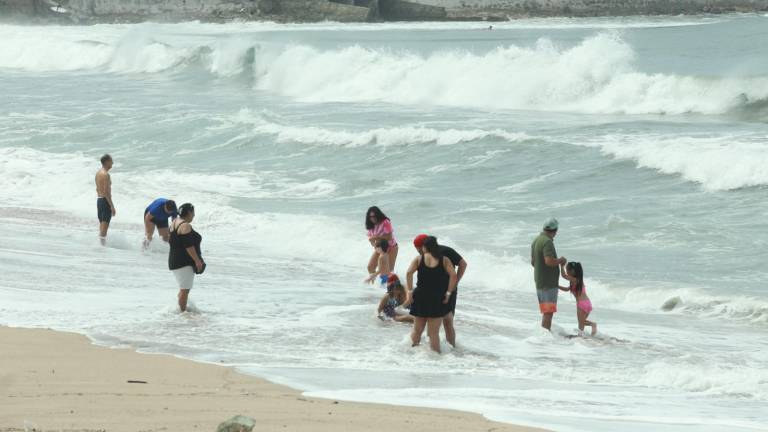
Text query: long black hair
365 206 389 230
567 262 584 295
422 236 442 260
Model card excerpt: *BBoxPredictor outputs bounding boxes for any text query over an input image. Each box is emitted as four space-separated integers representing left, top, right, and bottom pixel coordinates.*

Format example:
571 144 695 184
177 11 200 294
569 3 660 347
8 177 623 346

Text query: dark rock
215 415 256 432
661 296 682 311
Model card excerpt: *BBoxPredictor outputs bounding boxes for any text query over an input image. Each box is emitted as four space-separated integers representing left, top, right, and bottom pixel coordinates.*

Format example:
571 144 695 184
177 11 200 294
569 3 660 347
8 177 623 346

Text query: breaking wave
1 25 767 117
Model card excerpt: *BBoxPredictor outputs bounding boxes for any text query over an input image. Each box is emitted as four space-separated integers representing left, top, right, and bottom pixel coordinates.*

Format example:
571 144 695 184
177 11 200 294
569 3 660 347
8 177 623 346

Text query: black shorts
97 197 111 223
145 210 169 229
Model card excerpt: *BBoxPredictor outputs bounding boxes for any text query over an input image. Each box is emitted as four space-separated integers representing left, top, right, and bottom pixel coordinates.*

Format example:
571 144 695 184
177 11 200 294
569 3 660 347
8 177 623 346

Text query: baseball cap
543 217 559 231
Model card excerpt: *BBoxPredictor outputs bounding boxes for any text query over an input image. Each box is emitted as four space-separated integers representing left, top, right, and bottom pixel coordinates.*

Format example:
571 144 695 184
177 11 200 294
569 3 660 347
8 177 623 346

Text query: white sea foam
223 108 530 147
1 25 766 117
252 34 768 115
584 134 768 191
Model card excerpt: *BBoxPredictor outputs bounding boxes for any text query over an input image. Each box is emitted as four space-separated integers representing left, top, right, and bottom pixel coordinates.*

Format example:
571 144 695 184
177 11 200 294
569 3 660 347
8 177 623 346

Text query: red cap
386 273 399 284
413 234 428 248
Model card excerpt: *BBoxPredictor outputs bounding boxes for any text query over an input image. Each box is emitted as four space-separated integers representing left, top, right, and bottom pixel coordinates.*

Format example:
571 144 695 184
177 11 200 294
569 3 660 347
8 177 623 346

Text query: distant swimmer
412 234 467 347
488 25 493 30
95 154 116 245
559 262 597 336
365 206 399 273
531 218 567 331
168 203 204 312
365 239 391 285
378 274 413 323
143 198 178 248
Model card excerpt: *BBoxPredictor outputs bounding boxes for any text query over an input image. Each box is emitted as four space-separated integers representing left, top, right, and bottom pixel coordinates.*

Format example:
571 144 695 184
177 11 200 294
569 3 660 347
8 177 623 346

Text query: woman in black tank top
405 236 457 353
168 203 204 312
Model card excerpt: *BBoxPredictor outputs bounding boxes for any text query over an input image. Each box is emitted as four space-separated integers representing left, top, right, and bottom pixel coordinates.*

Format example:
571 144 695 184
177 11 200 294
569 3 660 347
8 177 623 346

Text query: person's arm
178 223 203 271
530 244 535 267
144 211 154 224
543 240 565 267
104 173 115 215
377 294 388 315
405 257 419 303
371 220 394 243
443 257 457 304
457 258 467 283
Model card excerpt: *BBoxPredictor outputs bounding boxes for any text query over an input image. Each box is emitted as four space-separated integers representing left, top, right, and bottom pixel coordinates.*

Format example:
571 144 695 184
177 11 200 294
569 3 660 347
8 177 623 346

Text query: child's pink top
570 282 587 298
367 219 397 248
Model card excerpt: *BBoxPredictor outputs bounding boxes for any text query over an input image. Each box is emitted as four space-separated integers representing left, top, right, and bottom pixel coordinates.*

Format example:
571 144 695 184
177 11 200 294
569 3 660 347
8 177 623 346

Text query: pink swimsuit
571 283 593 314
367 219 397 248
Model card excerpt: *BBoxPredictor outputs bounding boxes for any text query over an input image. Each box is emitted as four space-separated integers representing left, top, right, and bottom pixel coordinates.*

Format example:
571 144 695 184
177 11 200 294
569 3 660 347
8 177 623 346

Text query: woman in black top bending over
168 203 204 312
405 236 457 353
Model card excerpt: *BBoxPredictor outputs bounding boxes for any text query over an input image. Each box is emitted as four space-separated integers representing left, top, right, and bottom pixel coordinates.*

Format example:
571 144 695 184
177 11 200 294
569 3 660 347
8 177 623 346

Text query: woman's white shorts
172 266 195 290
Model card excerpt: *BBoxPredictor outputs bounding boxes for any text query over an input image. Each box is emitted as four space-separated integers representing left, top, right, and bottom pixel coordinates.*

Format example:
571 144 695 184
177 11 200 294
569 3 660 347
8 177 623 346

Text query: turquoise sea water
1 15 767 431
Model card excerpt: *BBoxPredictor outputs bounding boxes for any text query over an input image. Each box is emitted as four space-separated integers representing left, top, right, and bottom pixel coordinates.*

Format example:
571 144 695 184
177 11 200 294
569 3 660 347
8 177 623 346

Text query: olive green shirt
531 233 559 290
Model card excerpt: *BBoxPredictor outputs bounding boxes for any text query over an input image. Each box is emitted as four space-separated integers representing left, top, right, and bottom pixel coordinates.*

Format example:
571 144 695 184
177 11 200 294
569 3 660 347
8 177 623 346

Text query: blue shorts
145 209 169 229
537 288 558 314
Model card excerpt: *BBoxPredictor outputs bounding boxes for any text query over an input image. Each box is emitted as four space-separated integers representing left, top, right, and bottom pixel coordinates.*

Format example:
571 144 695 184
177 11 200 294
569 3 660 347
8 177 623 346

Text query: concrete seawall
2 0 767 23
418 0 768 20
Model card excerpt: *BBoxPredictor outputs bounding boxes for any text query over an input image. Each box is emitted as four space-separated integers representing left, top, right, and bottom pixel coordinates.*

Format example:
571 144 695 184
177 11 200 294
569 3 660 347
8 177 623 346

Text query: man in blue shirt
143 198 178 249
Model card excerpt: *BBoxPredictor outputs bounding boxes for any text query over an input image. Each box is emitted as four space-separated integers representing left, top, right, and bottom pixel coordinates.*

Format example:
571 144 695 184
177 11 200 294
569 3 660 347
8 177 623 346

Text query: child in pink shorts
559 262 597 336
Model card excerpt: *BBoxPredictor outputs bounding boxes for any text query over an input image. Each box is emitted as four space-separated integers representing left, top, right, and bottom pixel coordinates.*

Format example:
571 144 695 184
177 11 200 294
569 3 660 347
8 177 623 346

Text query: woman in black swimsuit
168 203 204 312
405 236 457 353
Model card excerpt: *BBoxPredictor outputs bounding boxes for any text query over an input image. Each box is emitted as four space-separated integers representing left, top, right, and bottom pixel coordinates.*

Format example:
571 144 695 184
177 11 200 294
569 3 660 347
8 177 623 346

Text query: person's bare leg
411 317 426 346
577 309 588 334
367 250 379 274
584 314 597 335
541 312 553 330
158 227 170 242
99 222 109 245
178 289 190 312
143 218 155 248
388 244 399 271
426 318 442 353
394 315 415 323
443 312 456 347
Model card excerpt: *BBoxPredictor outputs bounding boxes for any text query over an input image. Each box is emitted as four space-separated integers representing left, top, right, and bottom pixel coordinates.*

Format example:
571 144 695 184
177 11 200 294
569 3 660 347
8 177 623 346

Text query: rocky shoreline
1 0 767 23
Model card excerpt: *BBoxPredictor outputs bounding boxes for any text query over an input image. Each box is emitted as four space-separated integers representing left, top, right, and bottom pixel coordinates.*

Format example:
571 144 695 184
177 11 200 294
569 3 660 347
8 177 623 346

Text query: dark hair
422 236 442 260
164 199 177 214
100 154 112 165
376 238 389 253
567 262 584 295
365 206 389 230
178 203 194 218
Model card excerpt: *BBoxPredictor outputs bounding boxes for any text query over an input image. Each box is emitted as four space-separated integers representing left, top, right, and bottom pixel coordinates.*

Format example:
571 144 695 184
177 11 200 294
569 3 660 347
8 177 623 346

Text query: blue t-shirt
146 198 177 221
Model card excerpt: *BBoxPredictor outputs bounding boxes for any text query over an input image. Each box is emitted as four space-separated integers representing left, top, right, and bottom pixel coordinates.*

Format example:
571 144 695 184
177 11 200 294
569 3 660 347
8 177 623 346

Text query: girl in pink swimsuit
365 206 399 274
559 262 597 336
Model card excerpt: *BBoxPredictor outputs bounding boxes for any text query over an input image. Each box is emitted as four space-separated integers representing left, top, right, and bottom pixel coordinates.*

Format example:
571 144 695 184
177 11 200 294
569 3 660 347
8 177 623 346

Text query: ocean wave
252 33 768 116
584 134 768 191
0 147 339 223
2 25 767 117
639 360 768 398
221 109 531 147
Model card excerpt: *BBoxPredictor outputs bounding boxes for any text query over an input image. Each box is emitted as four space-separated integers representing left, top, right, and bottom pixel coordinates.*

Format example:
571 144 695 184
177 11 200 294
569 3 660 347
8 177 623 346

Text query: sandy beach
0 326 544 432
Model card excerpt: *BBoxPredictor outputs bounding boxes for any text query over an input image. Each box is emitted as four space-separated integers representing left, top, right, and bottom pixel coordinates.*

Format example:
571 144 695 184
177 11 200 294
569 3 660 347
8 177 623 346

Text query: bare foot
591 324 598 336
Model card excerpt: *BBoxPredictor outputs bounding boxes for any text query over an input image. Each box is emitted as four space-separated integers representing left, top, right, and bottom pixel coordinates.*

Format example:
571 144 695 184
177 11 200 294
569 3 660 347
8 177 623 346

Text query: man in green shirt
531 218 567 331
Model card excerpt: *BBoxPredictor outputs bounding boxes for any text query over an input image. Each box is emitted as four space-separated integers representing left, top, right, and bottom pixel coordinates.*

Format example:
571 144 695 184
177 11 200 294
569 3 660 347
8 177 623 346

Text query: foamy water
1 15 768 432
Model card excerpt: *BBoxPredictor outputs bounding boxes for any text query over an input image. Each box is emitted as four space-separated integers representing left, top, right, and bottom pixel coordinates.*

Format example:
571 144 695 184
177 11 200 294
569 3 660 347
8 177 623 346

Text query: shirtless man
95 154 116 245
